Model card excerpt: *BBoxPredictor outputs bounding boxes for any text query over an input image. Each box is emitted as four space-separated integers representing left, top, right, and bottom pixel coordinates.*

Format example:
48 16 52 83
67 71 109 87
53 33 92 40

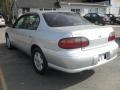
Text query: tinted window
85 14 90 17
23 15 40 30
43 12 91 27
14 16 25 29
91 14 98 17
14 14 40 30
28 15 40 30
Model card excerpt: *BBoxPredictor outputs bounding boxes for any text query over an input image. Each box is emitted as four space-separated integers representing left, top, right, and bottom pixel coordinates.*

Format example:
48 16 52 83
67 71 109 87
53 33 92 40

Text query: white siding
13 3 108 17
57 4 107 16
18 9 23 17
30 8 40 12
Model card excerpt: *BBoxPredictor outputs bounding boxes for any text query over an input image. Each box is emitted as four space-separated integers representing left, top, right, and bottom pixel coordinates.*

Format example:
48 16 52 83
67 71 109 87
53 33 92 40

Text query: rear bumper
48 55 117 73
43 42 118 73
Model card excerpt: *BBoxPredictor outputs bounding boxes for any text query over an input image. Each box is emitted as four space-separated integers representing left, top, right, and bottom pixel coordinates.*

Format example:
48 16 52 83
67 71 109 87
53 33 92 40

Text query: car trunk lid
71 26 114 50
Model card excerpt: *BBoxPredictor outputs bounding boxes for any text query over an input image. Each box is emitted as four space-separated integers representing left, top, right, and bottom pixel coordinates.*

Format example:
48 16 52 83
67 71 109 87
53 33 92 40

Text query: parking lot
0 26 120 90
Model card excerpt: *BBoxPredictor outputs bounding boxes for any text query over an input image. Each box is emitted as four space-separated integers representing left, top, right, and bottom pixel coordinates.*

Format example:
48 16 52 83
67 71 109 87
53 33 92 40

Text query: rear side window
43 12 91 27
91 14 97 17
14 14 40 30
23 15 40 30
14 16 25 29
85 14 90 17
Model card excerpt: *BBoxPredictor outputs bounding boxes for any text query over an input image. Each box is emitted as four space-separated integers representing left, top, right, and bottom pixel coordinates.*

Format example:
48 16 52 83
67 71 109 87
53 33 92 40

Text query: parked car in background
115 16 120 24
0 15 6 27
84 13 106 25
5 11 118 74
104 14 117 25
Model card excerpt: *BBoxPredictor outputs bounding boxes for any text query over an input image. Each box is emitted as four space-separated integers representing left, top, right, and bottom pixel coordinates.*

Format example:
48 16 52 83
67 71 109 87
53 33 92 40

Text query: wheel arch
31 44 48 74
31 44 42 55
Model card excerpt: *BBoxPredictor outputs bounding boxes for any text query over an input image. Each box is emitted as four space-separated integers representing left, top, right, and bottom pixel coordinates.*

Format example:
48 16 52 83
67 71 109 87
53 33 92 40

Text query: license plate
99 52 110 62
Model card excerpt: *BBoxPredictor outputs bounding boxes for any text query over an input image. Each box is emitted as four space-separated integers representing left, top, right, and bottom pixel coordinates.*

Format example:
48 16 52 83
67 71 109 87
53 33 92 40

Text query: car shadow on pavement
0 43 95 90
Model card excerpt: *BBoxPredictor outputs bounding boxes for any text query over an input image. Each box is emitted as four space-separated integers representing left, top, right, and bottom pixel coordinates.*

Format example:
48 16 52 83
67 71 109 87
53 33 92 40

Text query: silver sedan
5 11 118 74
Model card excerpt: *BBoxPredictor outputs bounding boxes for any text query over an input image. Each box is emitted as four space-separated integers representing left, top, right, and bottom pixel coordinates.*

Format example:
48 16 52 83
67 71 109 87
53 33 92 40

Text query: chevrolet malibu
5 11 118 74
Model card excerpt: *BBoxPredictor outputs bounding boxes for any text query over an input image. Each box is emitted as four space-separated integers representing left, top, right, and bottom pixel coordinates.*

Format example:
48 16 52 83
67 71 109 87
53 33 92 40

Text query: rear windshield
43 12 91 27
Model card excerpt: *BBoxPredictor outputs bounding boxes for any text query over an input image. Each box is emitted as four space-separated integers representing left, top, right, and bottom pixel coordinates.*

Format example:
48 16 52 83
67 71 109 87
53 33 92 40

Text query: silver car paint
6 12 118 73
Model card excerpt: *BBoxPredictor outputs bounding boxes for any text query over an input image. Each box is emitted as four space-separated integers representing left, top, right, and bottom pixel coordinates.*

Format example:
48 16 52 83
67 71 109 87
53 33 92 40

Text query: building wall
106 7 120 15
17 8 39 17
13 4 107 18
17 8 56 17
111 7 120 15
57 4 107 16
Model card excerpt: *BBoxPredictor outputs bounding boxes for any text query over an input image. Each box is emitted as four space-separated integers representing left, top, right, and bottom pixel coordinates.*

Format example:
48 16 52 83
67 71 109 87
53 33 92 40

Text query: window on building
71 9 76 12
22 8 30 14
71 9 83 15
95 8 98 13
103 8 106 14
89 9 92 13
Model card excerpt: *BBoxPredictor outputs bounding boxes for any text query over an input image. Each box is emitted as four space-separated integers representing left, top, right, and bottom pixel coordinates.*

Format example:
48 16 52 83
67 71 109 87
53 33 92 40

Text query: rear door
19 14 40 53
11 15 26 48
13 14 40 53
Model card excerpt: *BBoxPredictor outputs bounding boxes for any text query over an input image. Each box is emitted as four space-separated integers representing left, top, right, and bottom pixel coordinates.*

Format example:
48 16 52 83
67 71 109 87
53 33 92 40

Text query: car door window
14 16 25 29
22 14 40 30
92 14 97 18
14 14 40 30
85 14 90 17
27 15 40 30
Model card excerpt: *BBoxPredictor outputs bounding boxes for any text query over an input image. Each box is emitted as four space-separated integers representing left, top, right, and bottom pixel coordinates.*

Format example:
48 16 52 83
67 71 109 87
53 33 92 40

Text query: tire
32 47 48 74
5 35 12 49
94 21 99 25
110 21 114 25
100 22 105 26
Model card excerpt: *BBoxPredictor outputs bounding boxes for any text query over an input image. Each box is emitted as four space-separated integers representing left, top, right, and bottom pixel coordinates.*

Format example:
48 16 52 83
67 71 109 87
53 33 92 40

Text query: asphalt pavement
0 26 120 90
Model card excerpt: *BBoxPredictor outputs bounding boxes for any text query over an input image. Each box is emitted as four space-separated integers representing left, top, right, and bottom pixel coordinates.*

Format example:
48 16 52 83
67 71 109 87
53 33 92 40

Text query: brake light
108 32 115 41
58 37 89 49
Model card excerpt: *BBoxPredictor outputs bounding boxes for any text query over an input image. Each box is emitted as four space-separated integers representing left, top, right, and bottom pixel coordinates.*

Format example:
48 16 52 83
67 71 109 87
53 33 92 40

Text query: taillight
108 32 115 41
58 37 89 49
